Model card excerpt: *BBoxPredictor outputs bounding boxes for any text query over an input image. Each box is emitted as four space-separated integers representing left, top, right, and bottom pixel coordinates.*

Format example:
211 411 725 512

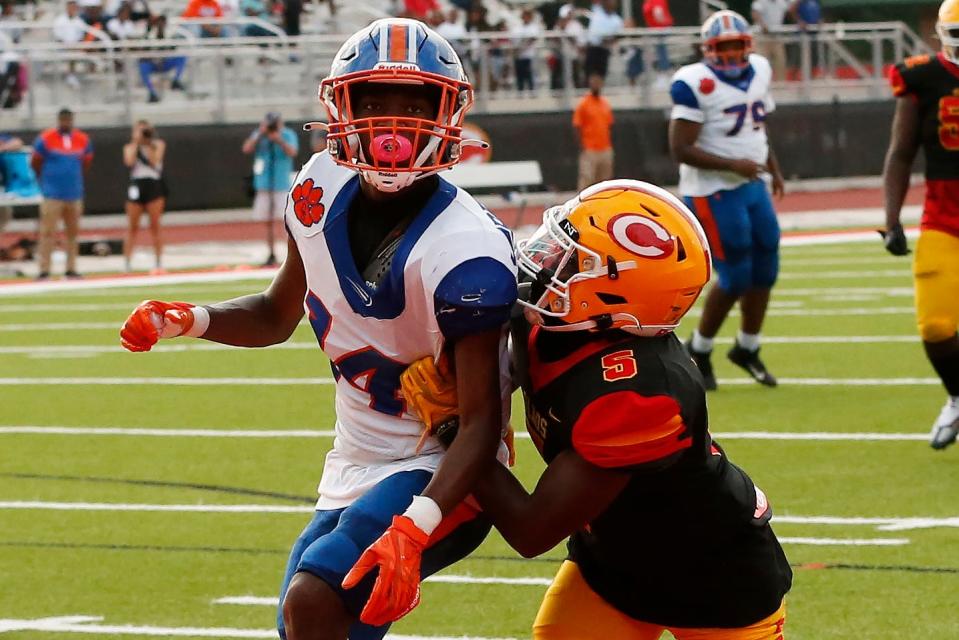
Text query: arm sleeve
572 391 693 468
889 62 917 98
572 102 583 128
433 257 517 341
669 79 704 123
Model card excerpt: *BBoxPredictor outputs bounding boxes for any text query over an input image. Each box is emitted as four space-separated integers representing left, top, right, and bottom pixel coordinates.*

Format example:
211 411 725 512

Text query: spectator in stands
139 15 187 102
403 0 437 21
123 120 166 273
512 8 540 93
436 8 468 63
53 1 88 89
789 0 821 76
242 111 298 266
107 2 145 39
1 1 23 43
182 0 222 38
0 131 23 246
552 4 586 89
585 0 623 79
31 108 93 280
240 0 272 37
282 0 303 36
106 0 151 23
752 0 789 81
643 0 673 77
54 0 87 44
79 0 105 32
573 73 613 190
465 4 492 87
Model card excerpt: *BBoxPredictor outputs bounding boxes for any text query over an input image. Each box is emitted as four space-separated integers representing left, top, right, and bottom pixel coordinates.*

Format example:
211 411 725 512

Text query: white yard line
776 537 909 546
0 616 508 639
0 426 930 442
0 501 954 531
0 270 276 297
0 303 140 313
0 322 122 331
773 287 914 297
0 335 920 356
778 270 909 280
0 305 919 332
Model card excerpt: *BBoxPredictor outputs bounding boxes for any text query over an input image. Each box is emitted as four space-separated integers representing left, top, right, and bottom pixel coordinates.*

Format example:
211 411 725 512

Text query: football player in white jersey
668 10 785 391
119 18 518 640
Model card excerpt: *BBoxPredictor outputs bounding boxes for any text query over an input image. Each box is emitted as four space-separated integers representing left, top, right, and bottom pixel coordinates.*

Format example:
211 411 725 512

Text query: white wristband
184 305 210 338
402 495 443 535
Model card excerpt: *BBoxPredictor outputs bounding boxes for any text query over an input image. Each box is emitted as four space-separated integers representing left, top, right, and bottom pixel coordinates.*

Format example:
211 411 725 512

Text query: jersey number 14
306 292 406 417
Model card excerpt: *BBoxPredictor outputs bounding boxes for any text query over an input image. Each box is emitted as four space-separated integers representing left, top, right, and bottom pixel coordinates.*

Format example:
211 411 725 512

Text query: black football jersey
512 318 792 628
891 53 959 181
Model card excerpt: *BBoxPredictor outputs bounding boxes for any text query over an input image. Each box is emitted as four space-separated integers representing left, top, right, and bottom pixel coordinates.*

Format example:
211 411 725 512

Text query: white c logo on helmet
607 214 675 259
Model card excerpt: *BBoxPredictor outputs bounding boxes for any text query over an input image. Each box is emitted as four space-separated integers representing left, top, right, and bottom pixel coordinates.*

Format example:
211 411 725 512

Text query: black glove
879 223 910 256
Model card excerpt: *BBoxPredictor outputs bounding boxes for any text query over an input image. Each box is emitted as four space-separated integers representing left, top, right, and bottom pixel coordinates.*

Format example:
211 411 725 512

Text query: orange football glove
120 300 197 352
342 514 429 627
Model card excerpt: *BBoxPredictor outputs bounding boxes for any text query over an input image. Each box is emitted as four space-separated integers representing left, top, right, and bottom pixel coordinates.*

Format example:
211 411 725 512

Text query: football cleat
685 337 718 391
727 343 777 387
929 397 959 450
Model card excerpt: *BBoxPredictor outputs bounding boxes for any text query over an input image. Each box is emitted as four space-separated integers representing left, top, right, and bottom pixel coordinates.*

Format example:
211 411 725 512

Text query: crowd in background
0 0 827 108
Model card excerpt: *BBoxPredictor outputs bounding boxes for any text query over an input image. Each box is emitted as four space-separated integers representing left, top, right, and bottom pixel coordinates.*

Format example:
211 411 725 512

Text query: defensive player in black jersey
883 0 959 449
402 180 791 639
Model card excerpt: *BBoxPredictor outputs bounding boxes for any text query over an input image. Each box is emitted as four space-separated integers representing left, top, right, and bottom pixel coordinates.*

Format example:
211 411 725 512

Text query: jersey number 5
601 349 638 382
306 292 406 416
724 101 767 136
939 96 959 151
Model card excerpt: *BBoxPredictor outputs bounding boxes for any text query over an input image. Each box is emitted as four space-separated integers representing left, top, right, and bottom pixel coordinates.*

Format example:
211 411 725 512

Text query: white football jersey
670 54 776 197
285 152 517 509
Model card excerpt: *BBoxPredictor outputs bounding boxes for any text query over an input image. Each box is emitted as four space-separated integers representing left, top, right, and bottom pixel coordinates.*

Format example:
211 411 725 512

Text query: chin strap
303 122 329 132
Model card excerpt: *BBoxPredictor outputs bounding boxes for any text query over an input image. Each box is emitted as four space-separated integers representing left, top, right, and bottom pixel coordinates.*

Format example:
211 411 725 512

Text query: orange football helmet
517 180 711 337
939 0 959 64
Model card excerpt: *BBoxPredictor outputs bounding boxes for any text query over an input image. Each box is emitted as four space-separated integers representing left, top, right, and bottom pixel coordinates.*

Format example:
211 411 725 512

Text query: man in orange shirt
572 74 614 190
182 0 222 37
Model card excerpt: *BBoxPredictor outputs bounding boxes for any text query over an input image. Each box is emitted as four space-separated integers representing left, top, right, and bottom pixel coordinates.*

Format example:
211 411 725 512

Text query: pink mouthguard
370 134 413 164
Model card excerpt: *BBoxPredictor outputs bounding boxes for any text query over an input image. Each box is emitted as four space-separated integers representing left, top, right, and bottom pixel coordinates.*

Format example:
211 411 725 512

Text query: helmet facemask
320 69 473 192
938 21 959 64
703 35 753 78
517 202 640 333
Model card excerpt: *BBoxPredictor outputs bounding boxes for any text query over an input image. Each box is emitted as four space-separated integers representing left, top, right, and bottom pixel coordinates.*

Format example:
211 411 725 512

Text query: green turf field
2 239 958 639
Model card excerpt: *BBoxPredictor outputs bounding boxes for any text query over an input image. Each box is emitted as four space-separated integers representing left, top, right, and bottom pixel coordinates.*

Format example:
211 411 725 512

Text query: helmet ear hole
675 237 687 262
596 292 627 306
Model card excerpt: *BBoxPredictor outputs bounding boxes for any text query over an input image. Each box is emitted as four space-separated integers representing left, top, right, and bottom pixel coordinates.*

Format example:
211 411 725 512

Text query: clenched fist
120 300 204 352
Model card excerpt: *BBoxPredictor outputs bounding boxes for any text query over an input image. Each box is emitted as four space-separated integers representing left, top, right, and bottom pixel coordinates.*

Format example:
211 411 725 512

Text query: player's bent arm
669 118 757 175
200 236 307 347
882 96 921 229
473 449 630 558
421 328 504 515
765 122 786 199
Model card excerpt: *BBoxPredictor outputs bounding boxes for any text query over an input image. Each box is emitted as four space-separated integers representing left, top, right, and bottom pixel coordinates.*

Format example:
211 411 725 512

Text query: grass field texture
1 239 958 639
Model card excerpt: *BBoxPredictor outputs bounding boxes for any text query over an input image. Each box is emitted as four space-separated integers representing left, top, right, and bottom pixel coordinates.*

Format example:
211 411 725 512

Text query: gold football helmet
517 180 711 337
939 0 959 63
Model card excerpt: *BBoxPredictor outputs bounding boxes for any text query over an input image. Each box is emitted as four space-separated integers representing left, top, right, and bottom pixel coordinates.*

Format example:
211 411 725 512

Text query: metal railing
0 20 933 128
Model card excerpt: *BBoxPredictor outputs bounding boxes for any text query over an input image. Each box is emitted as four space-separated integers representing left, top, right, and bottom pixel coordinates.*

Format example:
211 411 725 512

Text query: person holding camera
123 119 167 273
242 111 298 266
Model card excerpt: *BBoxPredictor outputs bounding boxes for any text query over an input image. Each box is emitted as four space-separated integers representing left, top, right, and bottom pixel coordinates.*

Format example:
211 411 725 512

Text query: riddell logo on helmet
607 214 675 259
373 62 420 71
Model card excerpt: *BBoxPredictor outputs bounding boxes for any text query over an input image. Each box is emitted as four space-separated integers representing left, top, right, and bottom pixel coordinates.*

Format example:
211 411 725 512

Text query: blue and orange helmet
319 18 474 192
701 10 753 77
